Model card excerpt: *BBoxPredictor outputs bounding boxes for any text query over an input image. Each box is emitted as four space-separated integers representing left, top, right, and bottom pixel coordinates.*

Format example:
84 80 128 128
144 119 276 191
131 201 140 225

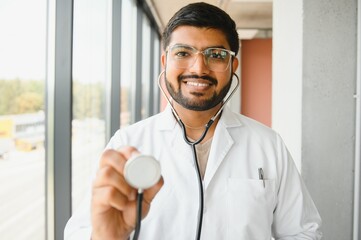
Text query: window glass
0 0 46 239
141 16 151 119
72 0 111 212
153 35 161 113
121 0 137 126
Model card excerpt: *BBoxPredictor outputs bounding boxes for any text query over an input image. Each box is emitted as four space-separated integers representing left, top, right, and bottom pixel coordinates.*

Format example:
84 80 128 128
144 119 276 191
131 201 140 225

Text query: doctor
65 2 322 240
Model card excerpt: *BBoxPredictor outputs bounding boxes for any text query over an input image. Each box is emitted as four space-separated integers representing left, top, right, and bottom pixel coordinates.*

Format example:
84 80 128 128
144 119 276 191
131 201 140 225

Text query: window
153 34 161 112
0 1 161 238
141 16 151 119
120 0 137 126
72 0 111 211
0 0 46 239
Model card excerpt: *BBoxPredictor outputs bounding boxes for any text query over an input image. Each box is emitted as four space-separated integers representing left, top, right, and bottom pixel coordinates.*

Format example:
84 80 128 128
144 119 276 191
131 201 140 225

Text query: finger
100 147 140 174
117 146 140 160
92 186 133 213
99 149 127 174
93 166 137 200
143 176 164 205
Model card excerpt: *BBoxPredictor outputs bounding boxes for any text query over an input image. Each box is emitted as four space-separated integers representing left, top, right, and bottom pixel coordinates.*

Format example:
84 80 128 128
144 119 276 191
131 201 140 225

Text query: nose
188 53 210 74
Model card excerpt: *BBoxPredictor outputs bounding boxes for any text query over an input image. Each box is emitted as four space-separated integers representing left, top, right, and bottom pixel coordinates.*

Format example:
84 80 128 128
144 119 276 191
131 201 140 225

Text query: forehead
168 26 230 50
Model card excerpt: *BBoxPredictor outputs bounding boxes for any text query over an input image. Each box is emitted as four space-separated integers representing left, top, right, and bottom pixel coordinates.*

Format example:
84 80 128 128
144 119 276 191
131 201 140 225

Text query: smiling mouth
178 74 218 88
185 81 211 87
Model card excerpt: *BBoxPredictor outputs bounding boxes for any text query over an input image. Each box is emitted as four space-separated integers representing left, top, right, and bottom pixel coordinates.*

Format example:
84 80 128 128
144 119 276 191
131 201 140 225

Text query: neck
172 102 223 142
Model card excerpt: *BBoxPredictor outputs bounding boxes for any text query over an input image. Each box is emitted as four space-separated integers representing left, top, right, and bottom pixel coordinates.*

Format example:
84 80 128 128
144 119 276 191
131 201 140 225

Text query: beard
165 73 232 111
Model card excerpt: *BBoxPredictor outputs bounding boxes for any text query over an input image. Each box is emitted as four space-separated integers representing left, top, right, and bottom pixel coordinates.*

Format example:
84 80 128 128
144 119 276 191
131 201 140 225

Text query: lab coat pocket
226 178 275 240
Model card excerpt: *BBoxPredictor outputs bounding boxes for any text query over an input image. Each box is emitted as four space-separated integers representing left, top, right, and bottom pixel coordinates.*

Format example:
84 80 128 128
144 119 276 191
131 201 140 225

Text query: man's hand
91 146 163 240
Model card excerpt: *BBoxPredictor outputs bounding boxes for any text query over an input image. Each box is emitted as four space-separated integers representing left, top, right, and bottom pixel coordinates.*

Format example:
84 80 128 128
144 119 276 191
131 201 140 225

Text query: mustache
178 74 218 86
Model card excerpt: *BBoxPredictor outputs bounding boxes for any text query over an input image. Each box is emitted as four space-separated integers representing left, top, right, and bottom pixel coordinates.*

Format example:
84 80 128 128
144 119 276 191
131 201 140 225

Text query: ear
232 56 239 73
161 52 166 70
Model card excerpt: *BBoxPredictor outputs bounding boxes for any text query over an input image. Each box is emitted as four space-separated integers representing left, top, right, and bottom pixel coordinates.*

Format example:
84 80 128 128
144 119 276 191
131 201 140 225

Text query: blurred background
0 0 359 239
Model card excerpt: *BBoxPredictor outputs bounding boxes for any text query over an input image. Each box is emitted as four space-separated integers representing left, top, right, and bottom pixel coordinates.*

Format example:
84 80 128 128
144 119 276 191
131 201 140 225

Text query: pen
258 168 265 188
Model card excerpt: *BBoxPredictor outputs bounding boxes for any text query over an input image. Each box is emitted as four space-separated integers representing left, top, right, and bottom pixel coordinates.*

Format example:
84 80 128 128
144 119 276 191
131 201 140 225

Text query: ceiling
145 0 273 39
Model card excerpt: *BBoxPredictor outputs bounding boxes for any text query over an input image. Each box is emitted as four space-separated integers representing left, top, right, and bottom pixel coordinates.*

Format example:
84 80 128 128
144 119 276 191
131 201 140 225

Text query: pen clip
258 168 265 188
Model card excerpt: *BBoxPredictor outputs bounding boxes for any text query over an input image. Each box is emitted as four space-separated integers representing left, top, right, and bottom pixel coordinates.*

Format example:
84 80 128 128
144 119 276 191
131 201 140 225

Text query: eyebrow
172 44 228 50
206 45 227 49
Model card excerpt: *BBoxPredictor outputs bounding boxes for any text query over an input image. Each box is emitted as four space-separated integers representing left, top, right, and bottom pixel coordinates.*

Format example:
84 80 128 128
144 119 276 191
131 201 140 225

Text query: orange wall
241 39 272 127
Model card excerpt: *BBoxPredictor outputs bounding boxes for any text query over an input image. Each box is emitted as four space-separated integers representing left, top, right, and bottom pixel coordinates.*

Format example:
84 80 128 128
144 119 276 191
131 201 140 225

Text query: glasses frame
166 44 236 72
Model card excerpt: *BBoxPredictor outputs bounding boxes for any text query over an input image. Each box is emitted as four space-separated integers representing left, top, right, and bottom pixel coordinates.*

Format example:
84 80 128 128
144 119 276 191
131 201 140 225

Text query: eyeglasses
166 44 235 72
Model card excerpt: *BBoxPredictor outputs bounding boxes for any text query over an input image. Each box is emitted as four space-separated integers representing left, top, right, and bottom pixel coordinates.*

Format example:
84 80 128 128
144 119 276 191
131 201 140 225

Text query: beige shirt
194 137 213 179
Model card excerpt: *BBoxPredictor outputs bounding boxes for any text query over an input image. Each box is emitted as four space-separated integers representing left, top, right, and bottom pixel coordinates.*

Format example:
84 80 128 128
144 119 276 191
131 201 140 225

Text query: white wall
273 0 358 238
272 0 303 171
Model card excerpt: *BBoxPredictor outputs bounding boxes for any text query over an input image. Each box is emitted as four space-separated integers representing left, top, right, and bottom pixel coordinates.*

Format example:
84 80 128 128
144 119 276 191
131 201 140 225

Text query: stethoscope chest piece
124 155 161 191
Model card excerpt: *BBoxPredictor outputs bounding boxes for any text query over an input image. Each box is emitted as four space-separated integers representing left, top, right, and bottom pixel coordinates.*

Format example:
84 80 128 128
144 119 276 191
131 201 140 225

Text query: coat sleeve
64 130 125 240
272 134 322 239
64 189 92 240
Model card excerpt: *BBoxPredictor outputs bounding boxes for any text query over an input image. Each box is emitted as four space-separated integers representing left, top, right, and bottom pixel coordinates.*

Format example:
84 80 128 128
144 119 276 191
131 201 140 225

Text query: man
65 2 322 239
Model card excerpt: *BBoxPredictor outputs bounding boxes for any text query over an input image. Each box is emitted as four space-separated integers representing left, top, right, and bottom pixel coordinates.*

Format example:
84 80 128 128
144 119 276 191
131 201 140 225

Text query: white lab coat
64 105 322 240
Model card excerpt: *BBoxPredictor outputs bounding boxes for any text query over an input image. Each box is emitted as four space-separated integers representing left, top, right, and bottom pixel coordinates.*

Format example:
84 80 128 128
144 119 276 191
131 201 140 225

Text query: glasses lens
204 48 231 72
168 45 196 69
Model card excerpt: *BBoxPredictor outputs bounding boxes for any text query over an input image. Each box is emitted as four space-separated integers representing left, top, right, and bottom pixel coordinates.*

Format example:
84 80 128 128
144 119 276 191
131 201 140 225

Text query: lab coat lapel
203 106 242 189
158 105 194 164
171 126 194 164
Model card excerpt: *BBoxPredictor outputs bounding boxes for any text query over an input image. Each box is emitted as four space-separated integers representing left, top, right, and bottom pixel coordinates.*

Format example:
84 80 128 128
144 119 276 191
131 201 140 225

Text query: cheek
215 73 232 90
165 68 182 84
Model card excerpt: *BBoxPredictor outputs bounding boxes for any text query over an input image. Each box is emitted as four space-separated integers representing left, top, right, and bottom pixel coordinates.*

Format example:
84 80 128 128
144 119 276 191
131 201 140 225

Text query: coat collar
217 104 243 129
156 104 244 188
157 104 243 131
157 105 178 131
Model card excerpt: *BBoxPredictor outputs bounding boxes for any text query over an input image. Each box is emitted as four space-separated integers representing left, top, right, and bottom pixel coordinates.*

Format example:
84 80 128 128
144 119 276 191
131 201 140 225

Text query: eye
170 46 193 59
175 51 190 58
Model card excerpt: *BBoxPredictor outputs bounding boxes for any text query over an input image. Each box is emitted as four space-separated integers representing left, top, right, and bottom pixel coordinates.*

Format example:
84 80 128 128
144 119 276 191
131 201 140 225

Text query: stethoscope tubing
157 69 240 240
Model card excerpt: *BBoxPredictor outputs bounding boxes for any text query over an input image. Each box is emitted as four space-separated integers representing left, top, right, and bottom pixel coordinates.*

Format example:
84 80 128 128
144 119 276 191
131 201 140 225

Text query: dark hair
162 2 239 55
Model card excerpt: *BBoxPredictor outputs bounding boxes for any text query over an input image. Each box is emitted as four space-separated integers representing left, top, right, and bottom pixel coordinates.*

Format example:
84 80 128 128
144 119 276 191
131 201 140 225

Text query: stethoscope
125 69 239 240
157 69 240 240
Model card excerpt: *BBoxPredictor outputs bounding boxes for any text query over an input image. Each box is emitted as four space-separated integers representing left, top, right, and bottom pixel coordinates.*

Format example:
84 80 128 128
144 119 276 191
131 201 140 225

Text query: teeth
186 82 209 87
